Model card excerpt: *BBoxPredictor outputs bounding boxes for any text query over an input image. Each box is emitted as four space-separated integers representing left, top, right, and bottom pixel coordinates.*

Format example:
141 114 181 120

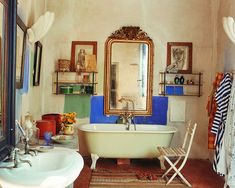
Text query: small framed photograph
33 41 43 86
70 41 97 72
167 42 192 74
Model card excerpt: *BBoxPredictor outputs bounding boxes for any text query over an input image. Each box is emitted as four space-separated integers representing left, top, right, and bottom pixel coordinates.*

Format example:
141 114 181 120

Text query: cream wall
17 0 46 122
36 0 217 159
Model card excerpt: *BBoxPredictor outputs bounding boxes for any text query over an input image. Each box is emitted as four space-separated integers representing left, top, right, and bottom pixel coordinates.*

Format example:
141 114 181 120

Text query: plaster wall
17 0 46 122
40 0 216 158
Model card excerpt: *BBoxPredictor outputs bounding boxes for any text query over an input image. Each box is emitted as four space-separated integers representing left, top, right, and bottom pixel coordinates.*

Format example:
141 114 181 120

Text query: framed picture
16 15 27 88
33 41 42 86
70 41 97 72
167 42 192 74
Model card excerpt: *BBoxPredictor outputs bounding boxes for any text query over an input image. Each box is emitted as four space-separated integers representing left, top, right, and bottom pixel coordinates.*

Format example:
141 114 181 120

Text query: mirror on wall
104 26 154 115
0 0 7 142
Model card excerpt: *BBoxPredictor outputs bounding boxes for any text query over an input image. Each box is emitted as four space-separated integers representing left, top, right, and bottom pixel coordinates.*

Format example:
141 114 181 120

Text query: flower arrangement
61 112 77 125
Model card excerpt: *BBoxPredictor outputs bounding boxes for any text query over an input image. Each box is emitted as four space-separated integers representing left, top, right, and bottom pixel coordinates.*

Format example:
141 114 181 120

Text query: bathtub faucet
118 97 136 131
120 112 136 131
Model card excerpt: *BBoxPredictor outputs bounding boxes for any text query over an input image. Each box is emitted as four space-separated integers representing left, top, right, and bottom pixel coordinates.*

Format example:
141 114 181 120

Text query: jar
42 113 62 134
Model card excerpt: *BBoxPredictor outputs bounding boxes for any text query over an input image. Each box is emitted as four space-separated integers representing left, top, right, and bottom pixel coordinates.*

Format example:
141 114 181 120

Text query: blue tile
90 96 168 125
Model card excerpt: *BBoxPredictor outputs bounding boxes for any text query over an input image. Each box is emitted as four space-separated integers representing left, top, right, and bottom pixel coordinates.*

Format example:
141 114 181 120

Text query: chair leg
162 156 182 177
158 155 166 170
164 157 192 187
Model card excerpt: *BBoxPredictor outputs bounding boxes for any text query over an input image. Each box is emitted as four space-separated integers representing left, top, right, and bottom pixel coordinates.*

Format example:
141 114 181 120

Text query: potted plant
61 112 77 135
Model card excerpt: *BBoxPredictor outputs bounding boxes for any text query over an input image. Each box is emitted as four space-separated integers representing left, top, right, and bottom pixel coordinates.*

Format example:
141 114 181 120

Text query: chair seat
158 146 186 157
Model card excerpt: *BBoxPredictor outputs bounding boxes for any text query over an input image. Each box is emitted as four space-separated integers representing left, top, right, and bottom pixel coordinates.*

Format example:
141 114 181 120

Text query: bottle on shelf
159 72 202 97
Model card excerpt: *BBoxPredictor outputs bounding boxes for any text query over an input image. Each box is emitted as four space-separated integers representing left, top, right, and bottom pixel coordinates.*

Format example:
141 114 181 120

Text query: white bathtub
78 124 177 169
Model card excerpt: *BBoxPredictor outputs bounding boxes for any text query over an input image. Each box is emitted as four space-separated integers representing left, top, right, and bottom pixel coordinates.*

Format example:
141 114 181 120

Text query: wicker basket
58 59 70 72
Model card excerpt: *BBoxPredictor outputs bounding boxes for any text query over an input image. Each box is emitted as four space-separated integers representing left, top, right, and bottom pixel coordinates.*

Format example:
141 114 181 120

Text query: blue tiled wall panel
134 96 168 125
90 96 168 125
90 96 118 123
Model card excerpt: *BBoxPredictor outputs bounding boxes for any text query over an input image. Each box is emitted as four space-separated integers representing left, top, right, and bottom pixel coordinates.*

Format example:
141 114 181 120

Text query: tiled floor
74 157 224 188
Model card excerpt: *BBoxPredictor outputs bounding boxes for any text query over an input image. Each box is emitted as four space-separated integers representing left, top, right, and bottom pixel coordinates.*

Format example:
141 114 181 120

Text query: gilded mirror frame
104 26 154 115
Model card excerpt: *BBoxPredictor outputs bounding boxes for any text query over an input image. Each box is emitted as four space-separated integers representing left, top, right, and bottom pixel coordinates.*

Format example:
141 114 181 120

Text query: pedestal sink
0 147 84 188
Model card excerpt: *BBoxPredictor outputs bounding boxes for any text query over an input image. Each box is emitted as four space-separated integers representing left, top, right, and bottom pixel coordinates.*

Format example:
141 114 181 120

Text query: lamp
27 11 55 44
222 17 235 44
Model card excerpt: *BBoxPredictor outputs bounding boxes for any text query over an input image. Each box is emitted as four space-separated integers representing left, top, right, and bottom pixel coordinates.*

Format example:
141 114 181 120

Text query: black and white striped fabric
211 73 232 174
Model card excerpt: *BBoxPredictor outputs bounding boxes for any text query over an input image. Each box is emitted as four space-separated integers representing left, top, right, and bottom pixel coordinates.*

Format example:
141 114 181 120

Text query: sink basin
0 147 84 188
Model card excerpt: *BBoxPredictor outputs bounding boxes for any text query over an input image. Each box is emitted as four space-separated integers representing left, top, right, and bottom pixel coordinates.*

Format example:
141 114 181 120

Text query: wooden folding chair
157 122 197 187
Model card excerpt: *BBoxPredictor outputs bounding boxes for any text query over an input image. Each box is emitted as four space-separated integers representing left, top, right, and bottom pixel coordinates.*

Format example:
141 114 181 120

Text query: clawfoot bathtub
78 124 177 169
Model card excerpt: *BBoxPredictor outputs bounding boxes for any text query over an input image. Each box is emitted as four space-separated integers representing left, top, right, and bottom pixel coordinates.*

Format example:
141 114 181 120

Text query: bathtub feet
158 156 166 170
91 153 99 170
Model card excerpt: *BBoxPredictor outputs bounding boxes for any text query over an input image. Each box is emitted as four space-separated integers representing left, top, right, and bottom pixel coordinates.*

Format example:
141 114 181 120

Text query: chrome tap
12 148 32 168
119 112 136 131
118 97 136 131
0 148 32 169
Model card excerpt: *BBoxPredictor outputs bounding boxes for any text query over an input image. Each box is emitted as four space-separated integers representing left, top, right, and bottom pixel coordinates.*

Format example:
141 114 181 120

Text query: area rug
89 169 187 187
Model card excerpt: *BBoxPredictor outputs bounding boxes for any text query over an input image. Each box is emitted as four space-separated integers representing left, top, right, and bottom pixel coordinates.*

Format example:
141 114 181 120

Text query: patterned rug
89 169 187 187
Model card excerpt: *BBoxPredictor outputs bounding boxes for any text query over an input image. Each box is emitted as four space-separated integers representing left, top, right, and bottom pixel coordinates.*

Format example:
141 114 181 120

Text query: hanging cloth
211 73 232 174
19 44 30 94
219 75 235 187
207 72 224 149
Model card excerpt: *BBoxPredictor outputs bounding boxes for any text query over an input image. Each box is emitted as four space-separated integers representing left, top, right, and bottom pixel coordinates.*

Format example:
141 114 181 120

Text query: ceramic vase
63 124 74 135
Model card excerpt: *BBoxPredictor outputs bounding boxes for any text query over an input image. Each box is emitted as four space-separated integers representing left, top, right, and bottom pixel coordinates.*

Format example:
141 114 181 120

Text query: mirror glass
110 42 148 110
0 1 6 141
104 26 154 115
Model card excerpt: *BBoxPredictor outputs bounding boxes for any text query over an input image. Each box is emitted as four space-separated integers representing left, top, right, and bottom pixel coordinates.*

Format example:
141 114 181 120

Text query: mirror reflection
110 42 148 111
104 26 154 115
0 2 5 140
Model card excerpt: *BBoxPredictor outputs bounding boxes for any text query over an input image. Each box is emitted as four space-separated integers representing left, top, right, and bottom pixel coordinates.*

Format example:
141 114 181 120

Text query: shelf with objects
53 48 98 95
159 72 202 97
53 70 98 95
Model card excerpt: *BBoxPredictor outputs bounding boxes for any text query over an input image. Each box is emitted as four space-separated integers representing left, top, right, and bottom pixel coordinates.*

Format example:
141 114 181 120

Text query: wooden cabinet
53 71 97 95
159 72 202 97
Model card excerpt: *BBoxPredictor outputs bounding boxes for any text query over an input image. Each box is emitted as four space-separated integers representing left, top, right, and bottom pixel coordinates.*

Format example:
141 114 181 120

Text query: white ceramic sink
0 147 84 188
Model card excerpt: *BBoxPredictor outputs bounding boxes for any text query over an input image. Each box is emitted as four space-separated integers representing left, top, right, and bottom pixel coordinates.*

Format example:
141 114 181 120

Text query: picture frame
167 42 192 74
16 15 27 89
70 41 97 72
33 41 42 86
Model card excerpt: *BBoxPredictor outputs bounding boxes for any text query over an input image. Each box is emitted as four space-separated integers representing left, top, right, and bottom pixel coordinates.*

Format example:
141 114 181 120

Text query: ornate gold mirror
104 26 154 115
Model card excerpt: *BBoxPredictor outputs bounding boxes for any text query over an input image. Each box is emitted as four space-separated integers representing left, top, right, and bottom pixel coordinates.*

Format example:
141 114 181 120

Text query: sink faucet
12 148 32 168
0 148 32 169
15 120 37 156
118 97 136 131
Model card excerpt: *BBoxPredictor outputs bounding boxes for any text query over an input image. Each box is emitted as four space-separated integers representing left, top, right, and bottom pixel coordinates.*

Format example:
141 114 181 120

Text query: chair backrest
182 122 197 157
